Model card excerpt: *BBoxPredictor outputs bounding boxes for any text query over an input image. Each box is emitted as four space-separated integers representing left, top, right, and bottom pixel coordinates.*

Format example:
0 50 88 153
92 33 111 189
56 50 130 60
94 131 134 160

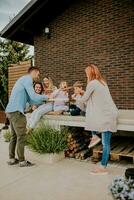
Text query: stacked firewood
65 130 92 160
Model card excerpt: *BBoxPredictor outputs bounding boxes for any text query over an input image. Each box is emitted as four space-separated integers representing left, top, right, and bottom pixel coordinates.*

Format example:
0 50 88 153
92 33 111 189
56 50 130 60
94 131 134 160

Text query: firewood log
68 146 74 151
74 144 87 153
75 153 80 159
80 149 92 159
68 131 81 137
69 153 75 158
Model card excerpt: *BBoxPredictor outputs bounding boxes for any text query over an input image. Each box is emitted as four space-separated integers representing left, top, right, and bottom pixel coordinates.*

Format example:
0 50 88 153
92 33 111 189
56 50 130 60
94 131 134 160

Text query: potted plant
27 124 68 164
109 176 134 200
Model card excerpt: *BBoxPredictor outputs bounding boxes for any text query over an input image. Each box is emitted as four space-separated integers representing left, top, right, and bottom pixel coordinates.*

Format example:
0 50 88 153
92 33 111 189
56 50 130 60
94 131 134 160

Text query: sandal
90 167 108 175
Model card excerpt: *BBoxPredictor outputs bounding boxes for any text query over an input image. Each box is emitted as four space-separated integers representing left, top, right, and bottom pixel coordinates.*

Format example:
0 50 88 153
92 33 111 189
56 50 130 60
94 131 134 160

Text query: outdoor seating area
0 0 134 199
41 110 134 132
0 135 125 200
39 110 134 164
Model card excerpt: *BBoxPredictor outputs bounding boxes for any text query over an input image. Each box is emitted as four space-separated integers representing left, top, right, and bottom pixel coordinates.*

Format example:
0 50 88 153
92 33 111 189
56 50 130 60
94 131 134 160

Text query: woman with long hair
80 64 118 175
43 76 57 95
34 82 44 95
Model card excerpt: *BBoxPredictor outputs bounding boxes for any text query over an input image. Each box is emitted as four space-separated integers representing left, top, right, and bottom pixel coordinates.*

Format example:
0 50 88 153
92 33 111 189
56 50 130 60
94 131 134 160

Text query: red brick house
1 0 134 110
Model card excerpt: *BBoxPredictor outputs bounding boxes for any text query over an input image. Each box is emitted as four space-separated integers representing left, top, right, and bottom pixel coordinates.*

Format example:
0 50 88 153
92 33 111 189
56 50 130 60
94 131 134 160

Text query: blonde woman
43 76 57 95
79 64 118 175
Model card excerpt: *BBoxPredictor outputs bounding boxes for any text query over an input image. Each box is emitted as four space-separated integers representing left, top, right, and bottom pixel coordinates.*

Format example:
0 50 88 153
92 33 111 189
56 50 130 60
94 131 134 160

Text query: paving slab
0 136 126 200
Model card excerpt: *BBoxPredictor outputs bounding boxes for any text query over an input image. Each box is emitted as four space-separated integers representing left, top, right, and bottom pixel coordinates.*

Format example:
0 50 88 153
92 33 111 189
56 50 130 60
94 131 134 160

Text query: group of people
26 77 86 131
6 64 118 175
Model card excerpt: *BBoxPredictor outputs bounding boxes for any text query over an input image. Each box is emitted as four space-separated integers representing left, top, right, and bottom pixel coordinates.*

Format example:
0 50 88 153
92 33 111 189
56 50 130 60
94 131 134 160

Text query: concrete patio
0 131 127 200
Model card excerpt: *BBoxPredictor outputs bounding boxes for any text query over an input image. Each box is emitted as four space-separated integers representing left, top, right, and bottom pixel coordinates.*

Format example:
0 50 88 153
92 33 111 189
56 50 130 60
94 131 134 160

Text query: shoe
63 111 71 116
19 160 35 167
90 167 108 175
2 125 9 130
88 136 101 149
7 158 19 165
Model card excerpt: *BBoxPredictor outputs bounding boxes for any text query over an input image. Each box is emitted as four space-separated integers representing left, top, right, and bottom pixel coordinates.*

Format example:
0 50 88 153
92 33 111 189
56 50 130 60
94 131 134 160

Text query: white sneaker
19 160 35 167
88 136 101 149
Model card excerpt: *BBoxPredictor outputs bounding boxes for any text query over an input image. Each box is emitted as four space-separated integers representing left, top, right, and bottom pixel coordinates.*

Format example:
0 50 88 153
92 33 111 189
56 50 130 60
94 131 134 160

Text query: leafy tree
0 38 32 109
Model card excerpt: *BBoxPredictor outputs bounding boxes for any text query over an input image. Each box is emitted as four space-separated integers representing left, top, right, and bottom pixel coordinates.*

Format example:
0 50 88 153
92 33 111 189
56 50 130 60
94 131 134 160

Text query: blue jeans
92 131 112 167
27 103 53 129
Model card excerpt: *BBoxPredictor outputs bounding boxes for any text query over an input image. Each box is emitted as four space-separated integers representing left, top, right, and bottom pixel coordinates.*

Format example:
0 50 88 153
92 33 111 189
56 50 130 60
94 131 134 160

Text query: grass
3 130 11 142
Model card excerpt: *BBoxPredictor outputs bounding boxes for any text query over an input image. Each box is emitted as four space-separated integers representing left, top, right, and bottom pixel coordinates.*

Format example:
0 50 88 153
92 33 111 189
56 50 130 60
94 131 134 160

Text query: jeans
7 112 26 161
54 105 68 112
28 103 53 129
92 131 112 167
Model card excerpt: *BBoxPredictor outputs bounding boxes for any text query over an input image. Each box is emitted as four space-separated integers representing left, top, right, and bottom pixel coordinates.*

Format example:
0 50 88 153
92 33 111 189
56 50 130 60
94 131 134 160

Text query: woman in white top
43 76 57 95
79 64 118 175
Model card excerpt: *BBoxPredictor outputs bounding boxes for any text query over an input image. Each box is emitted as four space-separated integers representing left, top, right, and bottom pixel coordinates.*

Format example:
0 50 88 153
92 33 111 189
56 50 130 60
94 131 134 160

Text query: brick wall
34 0 134 109
0 111 6 123
8 61 31 96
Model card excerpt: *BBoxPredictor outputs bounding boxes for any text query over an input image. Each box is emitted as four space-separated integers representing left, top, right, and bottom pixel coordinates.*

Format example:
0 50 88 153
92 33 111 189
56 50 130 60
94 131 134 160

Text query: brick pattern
8 61 31 96
34 0 134 109
0 111 6 123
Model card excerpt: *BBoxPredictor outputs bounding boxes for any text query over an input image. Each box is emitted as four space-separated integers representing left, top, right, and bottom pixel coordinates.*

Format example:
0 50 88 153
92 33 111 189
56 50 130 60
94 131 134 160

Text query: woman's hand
71 94 76 99
80 90 85 96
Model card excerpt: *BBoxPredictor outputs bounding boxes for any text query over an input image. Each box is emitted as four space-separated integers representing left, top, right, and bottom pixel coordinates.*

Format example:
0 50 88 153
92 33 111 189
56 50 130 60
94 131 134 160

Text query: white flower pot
26 146 65 164
36 151 65 164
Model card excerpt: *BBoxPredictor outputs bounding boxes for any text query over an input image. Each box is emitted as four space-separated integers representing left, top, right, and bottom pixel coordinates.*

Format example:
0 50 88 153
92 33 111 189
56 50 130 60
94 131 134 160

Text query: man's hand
48 93 53 99
32 105 37 111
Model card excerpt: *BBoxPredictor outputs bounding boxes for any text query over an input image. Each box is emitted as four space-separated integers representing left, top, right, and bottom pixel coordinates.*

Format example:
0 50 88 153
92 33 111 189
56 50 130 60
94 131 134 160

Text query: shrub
27 124 68 154
3 130 11 142
109 176 134 200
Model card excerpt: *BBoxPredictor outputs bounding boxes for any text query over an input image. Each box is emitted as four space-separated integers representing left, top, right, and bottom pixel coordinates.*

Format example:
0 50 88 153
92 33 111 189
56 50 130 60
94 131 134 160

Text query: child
50 81 69 115
70 81 85 116
27 81 69 129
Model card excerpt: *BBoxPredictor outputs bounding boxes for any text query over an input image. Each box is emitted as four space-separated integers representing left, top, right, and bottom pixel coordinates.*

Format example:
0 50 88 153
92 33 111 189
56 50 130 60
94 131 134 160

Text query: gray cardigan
79 80 118 132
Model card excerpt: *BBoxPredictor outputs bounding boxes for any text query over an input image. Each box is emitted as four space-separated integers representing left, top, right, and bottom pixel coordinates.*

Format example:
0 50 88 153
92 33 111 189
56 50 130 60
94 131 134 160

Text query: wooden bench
41 110 134 132
40 109 134 162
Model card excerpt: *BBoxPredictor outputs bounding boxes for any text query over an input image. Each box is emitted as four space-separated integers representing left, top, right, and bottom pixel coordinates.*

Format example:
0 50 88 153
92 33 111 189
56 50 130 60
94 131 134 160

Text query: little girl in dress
49 81 69 115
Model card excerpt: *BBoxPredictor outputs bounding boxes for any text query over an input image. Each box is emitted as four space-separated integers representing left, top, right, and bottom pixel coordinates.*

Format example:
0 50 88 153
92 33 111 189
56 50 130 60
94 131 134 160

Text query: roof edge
0 0 38 36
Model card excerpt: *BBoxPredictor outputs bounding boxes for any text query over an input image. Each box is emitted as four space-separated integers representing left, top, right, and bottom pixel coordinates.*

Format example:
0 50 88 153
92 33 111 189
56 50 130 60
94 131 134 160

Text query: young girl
27 81 69 129
79 64 118 175
50 81 69 115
